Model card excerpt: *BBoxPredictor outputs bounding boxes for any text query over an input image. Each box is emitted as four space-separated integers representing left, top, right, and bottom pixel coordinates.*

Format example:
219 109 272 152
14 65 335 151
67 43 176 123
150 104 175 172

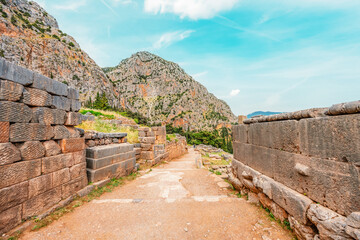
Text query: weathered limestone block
32 73 68 96
73 150 86 165
10 123 53 142
53 125 70 139
346 212 360 239
0 143 21 165
0 181 28 213
52 168 71 187
87 163 122 182
52 96 71 111
32 108 66 125
141 143 153 151
140 137 156 144
86 143 133 159
22 187 62 219
289 216 317 240
43 140 61 157
60 138 85 153
0 80 23 101
138 131 146 138
105 133 127 138
138 127 149 132
87 152 135 169
232 124 248 143
0 101 32 123
42 154 73 174
70 99 81 112
327 101 360 115
272 150 360 216
66 126 81 138
248 120 299 153
0 159 41 188
146 131 155 137
65 112 82 126
28 174 52 198
62 177 87 199
0 205 22 235
70 163 86 179
18 141 46 160
140 151 154 160
307 204 352 239
0 58 33 86
0 122 9 143
67 87 80 100
299 114 360 164
22 87 52 107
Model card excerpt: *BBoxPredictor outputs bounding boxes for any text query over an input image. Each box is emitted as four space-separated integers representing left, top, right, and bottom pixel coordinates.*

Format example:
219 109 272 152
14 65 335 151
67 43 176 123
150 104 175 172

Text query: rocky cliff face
0 0 118 106
107 52 237 130
0 0 236 130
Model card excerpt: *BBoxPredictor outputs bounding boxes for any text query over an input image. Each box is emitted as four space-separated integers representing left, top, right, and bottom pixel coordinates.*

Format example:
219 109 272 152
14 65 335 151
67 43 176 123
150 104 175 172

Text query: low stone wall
0 58 87 234
84 130 127 148
165 136 188 161
86 144 136 183
137 127 167 165
231 100 360 240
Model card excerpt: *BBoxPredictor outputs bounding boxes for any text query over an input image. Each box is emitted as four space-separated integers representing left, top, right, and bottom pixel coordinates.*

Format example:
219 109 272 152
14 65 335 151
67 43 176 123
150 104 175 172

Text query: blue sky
35 0 360 116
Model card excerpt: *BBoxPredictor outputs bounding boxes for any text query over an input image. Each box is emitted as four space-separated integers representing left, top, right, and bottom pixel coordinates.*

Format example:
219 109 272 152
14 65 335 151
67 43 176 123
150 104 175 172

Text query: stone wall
231 101 360 240
84 130 127 148
137 127 167 166
165 136 188 161
0 58 87 234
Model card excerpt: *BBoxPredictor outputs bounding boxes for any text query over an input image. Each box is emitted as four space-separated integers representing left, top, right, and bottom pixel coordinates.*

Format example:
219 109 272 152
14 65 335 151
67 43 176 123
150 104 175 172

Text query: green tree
92 92 110 110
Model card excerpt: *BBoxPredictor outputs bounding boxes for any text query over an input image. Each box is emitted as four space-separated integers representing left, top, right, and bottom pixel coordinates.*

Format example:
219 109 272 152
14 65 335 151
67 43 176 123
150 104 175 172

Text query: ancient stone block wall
165 136 188 161
231 101 360 240
84 130 127 148
0 58 87 234
137 127 167 165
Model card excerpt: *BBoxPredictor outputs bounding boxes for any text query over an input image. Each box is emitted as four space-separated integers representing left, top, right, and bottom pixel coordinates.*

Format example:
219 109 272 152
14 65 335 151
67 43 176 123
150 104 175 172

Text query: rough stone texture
73 150 86 165
327 101 360 116
0 122 9 143
232 124 248 143
0 159 41 188
0 80 23 101
28 174 52 198
22 87 52 107
70 163 86 180
0 101 32 123
0 58 33 86
23 187 62 219
32 73 68 96
65 112 82 126
248 120 299 153
60 138 85 153
70 99 81 112
141 143 153 151
32 108 66 125
66 127 81 138
299 114 360 164
62 177 87 199
10 123 54 142
0 181 28 213
0 143 21 166
140 137 156 144
52 96 71 111
18 141 46 160
53 125 70 139
42 154 73 174
289 216 316 240
67 87 80 100
140 151 154 160
86 144 133 159
0 205 22 234
346 212 360 239
52 168 71 187
307 204 352 240
43 140 62 157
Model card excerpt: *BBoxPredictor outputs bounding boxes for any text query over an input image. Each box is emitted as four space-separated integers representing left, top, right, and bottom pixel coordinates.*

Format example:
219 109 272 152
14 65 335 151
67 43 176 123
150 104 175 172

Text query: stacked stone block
151 126 166 145
0 58 87 234
86 143 136 182
84 130 127 147
138 127 168 165
165 136 188 161
231 100 360 240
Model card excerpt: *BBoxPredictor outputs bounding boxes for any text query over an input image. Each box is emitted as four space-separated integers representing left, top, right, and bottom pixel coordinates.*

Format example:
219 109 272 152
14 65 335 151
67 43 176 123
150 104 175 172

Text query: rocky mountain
106 51 237 130
0 0 236 130
0 0 118 106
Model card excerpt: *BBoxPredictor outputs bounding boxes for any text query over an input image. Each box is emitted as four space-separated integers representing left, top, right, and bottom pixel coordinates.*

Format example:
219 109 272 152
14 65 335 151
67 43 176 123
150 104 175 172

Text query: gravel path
20 149 293 240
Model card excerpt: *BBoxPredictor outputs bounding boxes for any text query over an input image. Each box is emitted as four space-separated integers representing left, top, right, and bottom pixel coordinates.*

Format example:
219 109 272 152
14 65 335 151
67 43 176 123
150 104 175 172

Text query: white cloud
230 89 240 97
153 30 194 49
112 0 133 5
144 0 240 20
54 0 87 11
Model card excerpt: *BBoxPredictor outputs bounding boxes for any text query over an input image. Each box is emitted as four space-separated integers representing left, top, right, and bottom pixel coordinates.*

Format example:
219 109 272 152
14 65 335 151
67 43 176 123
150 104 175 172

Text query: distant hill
247 111 282 118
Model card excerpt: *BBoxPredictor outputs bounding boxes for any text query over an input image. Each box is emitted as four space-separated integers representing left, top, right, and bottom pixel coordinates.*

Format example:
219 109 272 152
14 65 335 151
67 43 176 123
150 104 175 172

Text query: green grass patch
79 109 115 119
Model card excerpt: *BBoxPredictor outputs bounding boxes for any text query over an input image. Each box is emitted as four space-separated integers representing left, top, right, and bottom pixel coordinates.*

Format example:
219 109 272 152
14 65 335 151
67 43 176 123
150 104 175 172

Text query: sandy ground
20 149 293 240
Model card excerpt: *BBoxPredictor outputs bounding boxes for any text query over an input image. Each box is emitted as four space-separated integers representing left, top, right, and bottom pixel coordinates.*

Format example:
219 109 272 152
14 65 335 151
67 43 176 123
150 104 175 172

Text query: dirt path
20 149 293 240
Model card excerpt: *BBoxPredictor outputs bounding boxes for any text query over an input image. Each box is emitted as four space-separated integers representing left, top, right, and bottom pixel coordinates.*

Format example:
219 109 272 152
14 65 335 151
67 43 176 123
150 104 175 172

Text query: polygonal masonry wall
231 101 360 240
0 58 87 234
